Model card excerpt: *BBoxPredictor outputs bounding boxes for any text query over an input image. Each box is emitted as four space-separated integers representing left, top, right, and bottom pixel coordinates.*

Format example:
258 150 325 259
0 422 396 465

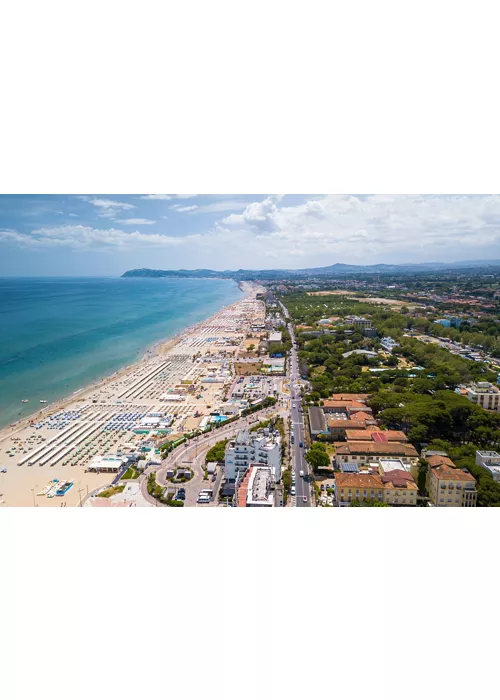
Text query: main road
283 309 312 508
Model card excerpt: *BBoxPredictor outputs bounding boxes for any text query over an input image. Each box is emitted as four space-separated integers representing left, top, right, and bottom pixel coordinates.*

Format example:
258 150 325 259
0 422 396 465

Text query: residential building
269 331 282 343
462 381 500 412
225 428 282 482
328 417 367 440
331 394 370 403
334 441 419 471
476 450 500 482
344 429 408 443
427 455 477 507
380 336 399 353
323 400 373 415
381 470 418 506
237 465 275 507
378 458 411 474
335 473 384 505
345 315 373 331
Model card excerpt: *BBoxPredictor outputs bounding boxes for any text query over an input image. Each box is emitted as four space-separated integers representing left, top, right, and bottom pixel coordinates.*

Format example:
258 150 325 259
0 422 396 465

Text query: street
286 315 311 508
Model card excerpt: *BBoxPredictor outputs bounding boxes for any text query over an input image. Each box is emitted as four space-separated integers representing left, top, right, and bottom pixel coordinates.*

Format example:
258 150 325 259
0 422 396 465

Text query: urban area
4 267 500 507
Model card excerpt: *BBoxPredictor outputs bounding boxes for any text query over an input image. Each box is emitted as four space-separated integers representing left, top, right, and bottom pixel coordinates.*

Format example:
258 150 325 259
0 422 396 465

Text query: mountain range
122 260 500 280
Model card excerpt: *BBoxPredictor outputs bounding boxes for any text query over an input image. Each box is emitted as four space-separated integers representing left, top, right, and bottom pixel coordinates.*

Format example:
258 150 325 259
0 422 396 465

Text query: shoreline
0 281 250 443
0 279 263 506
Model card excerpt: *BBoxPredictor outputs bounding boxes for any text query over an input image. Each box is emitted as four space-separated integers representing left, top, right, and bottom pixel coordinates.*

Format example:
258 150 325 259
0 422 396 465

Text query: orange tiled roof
427 455 456 469
331 394 370 402
335 441 418 457
328 419 366 430
345 429 408 442
335 473 384 489
381 470 418 490
430 463 476 483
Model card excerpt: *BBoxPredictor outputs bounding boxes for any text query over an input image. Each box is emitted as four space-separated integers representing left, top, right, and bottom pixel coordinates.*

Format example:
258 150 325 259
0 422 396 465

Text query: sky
1 194 500 276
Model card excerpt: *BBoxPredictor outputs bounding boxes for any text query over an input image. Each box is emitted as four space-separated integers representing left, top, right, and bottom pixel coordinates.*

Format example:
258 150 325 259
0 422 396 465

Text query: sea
0 277 243 429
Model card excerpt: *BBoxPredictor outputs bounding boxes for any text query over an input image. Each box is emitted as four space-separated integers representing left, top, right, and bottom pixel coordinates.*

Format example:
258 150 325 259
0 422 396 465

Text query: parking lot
316 478 336 507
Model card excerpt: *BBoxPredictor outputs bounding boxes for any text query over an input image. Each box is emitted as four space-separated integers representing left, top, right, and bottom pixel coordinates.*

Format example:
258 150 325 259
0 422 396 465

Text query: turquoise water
0 277 242 429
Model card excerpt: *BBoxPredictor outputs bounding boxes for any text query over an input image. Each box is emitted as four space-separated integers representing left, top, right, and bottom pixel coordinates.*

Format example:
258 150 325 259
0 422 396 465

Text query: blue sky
1 194 500 275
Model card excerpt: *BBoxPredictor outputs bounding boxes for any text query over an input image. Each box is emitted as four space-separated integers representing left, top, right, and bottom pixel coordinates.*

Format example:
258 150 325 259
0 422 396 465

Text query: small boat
40 400 47 404
21 399 28 403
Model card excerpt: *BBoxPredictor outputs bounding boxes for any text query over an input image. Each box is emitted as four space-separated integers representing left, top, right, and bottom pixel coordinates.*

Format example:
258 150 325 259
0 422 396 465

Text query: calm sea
0 277 242 429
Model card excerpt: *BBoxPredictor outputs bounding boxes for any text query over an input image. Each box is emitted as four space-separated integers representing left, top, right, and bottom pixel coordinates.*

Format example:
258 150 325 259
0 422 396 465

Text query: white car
290 486 296 496
299 470 304 477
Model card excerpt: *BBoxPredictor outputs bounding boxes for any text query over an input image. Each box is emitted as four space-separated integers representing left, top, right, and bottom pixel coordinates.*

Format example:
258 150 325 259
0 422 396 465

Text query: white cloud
2 224 203 251
81 197 136 220
116 218 156 225
139 194 198 200
170 205 199 212
88 198 135 210
6 195 500 269
217 194 500 265
190 200 249 214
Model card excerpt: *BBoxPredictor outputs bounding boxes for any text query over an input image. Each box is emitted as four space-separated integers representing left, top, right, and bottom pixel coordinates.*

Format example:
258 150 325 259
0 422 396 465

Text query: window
440 498 444 503
448 499 452 503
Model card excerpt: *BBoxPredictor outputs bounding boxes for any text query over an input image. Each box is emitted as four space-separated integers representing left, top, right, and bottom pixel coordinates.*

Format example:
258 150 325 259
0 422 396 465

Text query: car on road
299 470 304 477
290 486 296 496
299 441 303 448
303 496 307 503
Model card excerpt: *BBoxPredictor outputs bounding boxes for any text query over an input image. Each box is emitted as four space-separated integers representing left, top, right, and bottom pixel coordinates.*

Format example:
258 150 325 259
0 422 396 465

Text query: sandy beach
0 281 265 507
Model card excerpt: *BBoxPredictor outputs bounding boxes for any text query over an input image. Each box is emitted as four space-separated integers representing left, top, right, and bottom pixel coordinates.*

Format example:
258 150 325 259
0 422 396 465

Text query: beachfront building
426 455 477 507
88 455 124 473
225 428 281 482
462 382 500 412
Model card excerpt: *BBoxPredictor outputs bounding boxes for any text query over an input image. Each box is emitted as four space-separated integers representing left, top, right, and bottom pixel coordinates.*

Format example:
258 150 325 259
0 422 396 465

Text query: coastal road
286 317 312 507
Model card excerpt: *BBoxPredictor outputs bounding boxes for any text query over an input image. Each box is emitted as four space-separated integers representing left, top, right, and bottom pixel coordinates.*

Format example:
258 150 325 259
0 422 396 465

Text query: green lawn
122 467 140 480
97 485 125 498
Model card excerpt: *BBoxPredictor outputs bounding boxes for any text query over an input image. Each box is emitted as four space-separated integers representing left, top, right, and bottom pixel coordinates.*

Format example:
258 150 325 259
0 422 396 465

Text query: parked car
321 484 325 492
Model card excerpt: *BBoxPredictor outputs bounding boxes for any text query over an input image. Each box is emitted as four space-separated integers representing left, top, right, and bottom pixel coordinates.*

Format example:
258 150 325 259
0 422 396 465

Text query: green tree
305 443 331 471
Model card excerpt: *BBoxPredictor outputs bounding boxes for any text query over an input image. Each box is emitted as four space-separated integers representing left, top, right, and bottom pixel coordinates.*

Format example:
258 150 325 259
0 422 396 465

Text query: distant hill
122 260 500 280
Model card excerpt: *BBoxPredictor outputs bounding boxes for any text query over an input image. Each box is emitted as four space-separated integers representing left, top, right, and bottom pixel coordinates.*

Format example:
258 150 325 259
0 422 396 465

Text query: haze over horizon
2 194 500 276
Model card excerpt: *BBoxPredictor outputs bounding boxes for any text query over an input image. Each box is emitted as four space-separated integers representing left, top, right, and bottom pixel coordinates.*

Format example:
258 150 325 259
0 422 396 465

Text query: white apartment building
345 315 373 331
380 336 399 353
476 450 500 481
465 382 500 412
225 428 282 482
